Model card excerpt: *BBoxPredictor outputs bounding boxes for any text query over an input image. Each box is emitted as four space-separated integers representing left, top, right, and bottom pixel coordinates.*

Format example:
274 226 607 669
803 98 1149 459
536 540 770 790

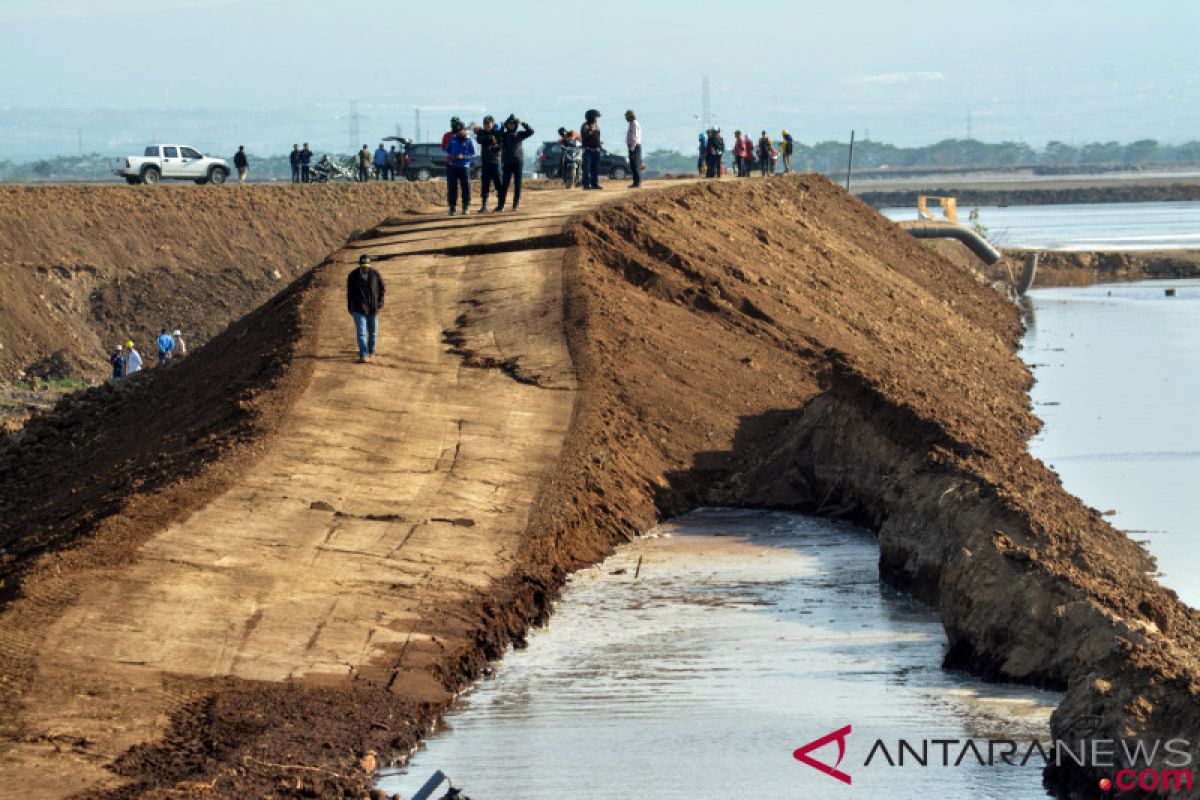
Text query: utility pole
348 99 361 153
414 108 421 143
701 74 711 131
845 130 856 192
77 129 83 155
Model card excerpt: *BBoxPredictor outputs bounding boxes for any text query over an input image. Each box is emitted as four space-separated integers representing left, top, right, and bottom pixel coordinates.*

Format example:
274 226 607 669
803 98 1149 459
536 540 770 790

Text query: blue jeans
582 148 601 188
352 311 378 358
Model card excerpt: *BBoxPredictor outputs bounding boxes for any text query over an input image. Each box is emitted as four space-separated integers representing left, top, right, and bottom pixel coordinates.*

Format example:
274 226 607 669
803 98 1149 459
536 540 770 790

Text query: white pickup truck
111 145 230 185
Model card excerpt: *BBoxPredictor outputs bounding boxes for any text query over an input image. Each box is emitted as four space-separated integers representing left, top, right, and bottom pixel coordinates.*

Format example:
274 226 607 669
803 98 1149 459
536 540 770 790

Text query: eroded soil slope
549 175 1200 795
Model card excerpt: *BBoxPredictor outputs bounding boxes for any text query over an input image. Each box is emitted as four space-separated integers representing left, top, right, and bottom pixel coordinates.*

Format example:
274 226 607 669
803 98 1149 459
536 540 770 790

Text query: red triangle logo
793 725 853 785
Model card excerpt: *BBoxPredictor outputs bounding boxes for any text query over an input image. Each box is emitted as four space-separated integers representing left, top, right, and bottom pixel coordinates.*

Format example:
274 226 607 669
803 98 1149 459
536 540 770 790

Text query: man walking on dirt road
625 110 642 188
347 254 385 363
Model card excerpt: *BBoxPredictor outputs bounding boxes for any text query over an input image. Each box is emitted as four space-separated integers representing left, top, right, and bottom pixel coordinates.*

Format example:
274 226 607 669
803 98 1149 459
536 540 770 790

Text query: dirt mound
537 175 1199 795
2 176 1195 797
0 183 443 388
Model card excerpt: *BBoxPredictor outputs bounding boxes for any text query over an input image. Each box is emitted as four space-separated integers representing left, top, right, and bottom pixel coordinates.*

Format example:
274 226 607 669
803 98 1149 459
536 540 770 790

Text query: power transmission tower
701 74 711 130
349 100 361 153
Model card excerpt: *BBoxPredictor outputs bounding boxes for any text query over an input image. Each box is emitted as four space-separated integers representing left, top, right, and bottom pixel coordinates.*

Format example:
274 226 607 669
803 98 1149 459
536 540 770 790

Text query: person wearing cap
580 109 602 190
172 328 187 357
494 114 534 212
474 116 503 213
156 327 175 366
444 120 476 216
780 129 794 174
124 340 142 375
109 345 126 382
624 110 642 188
347 254 385 363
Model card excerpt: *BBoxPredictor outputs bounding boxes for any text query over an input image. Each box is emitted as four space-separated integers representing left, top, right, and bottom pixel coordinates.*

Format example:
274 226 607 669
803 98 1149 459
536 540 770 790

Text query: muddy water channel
1022 278 1200 607
379 511 1058 799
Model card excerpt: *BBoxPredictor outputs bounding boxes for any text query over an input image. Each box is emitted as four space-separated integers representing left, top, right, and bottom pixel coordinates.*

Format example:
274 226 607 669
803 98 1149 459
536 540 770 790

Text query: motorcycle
310 154 356 183
560 141 582 189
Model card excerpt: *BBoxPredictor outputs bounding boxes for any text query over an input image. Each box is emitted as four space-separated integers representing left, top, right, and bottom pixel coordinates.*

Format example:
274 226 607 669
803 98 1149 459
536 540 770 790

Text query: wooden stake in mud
634 555 643 579
845 130 856 192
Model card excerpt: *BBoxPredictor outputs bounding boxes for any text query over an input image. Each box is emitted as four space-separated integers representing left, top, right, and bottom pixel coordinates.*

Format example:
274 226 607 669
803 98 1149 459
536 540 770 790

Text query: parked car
111 145 229 185
400 142 481 181
534 142 631 180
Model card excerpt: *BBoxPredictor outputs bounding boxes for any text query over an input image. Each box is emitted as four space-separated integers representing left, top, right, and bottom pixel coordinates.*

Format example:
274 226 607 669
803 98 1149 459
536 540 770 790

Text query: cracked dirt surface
0 187 620 798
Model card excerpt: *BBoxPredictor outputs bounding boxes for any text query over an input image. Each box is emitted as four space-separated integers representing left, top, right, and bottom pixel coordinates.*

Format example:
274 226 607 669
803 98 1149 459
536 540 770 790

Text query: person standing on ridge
290 144 302 183
374 143 389 180
347 254 385 364
300 142 313 183
474 116 503 212
444 120 475 216
172 328 187 357
732 130 745 177
357 144 372 182
742 133 755 176
625 109 642 188
494 115 534 212
389 145 402 180
233 146 249 183
124 340 142 375
580 109 603 190
706 128 725 178
109 346 125 383
697 131 707 176
156 327 175 366
757 130 773 176
780 129 794 174
442 117 462 164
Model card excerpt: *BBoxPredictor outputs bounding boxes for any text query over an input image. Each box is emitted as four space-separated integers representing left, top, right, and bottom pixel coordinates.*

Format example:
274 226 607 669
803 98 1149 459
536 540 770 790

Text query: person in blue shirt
374 143 390 180
698 132 707 176
443 119 476 216
156 327 175 366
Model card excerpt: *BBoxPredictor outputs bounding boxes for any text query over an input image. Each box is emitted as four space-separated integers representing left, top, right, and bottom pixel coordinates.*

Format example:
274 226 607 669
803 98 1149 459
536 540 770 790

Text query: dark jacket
347 267 385 315
300 147 313 165
475 127 503 165
234 150 248 168
580 122 601 149
289 149 301 166
498 123 535 164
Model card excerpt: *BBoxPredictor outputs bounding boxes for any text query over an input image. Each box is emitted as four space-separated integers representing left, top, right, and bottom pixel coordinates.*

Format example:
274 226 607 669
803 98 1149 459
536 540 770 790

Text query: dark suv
535 142 631 180
401 142 482 181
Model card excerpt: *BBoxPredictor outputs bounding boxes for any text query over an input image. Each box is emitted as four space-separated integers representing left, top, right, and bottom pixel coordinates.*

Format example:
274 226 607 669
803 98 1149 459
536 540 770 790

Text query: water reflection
380 510 1057 799
1022 278 1200 607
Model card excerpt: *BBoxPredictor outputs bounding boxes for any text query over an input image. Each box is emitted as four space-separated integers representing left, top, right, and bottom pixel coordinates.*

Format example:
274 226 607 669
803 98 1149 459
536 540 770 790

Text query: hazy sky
1 0 1197 157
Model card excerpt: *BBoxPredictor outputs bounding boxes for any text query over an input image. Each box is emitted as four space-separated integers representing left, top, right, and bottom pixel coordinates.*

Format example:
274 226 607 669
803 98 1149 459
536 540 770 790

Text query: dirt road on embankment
2 176 1199 798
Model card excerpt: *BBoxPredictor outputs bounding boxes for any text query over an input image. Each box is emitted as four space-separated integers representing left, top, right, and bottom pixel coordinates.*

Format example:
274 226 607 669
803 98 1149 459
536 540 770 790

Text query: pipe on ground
1016 252 1038 295
898 220 1003 265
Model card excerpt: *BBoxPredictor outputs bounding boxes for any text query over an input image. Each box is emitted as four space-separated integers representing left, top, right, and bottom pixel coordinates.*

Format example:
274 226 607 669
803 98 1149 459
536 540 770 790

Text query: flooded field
882 200 1200 250
1022 277 1200 607
379 510 1058 799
